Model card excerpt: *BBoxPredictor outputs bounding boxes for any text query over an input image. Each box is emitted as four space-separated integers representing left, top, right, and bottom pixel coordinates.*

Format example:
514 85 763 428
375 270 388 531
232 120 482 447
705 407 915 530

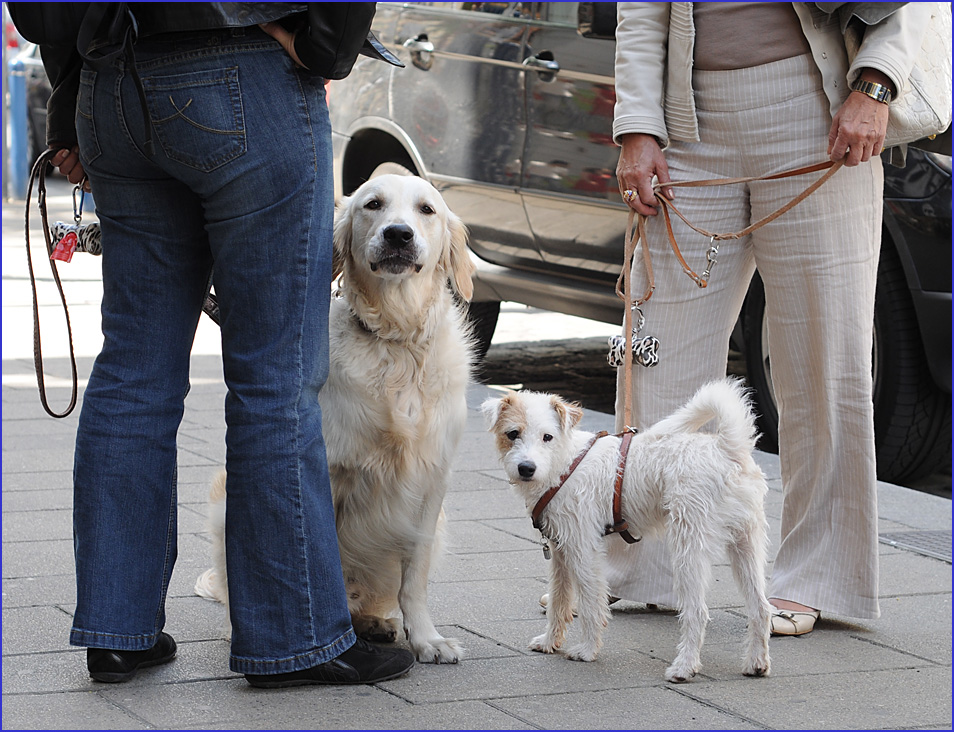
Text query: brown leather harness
531 430 640 558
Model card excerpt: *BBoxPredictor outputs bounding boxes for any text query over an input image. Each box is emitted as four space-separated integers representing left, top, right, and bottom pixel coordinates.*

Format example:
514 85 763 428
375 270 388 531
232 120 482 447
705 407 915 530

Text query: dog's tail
650 377 759 457
194 470 229 605
209 469 227 504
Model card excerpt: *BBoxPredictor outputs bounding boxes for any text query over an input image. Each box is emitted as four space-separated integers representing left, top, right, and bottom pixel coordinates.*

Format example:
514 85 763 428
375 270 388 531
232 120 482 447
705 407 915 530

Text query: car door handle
522 55 560 74
403 36 435 54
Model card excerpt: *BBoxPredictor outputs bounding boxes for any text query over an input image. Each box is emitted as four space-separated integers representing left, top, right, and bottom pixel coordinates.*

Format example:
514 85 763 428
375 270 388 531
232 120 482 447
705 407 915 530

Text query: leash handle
26 150 79 418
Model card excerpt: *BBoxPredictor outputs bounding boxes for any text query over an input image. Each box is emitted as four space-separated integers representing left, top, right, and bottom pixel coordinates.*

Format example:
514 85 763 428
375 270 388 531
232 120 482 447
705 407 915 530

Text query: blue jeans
69 27 355 674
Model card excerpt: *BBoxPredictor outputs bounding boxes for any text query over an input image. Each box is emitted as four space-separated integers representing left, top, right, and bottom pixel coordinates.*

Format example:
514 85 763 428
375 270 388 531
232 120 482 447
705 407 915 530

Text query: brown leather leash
615 159 844 428
531 429 640 558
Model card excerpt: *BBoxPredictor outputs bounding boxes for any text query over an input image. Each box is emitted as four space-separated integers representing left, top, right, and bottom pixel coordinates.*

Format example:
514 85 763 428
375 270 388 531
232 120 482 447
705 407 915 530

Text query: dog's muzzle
370 224 423 274
517 461 536 480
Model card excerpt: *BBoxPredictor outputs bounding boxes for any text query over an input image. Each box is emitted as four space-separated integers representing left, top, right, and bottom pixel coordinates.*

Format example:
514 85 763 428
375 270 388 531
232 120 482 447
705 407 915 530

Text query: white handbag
845 2 952 150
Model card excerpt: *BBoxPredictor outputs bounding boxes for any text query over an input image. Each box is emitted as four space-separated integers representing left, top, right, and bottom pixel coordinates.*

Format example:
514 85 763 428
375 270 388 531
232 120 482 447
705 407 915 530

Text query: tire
871 246 951 483
742 254 952 484
465 300 500 362
741 274 779 454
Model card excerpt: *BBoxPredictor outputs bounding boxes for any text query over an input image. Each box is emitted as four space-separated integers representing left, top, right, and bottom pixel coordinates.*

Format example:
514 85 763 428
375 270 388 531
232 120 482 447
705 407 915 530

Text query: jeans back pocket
142 66 247 172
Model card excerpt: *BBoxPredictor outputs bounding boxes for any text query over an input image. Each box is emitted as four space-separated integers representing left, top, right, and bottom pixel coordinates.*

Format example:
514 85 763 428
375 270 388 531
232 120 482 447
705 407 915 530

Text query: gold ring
622 189 636 203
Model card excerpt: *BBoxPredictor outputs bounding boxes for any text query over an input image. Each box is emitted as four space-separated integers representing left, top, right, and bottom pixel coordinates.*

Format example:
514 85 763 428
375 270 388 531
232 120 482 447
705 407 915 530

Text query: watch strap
851 79 893 104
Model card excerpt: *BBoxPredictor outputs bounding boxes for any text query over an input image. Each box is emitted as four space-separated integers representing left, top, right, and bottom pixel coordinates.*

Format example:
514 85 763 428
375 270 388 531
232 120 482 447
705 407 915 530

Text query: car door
390 2 541 269
519 1 626 284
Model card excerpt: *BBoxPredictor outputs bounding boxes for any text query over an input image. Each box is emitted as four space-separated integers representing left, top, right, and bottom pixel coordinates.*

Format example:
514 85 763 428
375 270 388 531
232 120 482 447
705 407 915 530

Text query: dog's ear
332 194 353 281
481 392 517 429
442 210 475 301
550 395 584 432
481 397 503 428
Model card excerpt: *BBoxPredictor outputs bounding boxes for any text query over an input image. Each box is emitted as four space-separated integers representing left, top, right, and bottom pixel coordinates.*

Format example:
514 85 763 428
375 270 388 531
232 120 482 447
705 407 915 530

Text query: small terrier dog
482 379 771 682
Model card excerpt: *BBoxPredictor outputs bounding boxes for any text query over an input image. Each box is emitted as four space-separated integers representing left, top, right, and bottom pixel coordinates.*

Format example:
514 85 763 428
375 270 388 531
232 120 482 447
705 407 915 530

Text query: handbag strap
25 150 79 418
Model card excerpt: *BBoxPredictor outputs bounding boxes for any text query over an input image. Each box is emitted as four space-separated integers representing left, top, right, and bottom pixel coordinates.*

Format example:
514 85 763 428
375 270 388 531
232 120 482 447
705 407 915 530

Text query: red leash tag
51 231 78 263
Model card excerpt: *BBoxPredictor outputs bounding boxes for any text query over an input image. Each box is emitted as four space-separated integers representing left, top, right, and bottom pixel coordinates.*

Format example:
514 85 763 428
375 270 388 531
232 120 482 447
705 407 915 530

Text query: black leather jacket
9 2 400 149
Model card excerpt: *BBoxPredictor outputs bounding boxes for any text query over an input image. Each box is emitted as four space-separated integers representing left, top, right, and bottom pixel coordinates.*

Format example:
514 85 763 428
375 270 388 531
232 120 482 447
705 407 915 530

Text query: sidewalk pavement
3 181 951 730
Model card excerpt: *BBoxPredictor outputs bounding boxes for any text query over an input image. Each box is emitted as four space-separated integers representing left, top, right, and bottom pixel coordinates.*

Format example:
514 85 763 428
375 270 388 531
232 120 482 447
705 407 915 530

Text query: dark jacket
8 2 401 149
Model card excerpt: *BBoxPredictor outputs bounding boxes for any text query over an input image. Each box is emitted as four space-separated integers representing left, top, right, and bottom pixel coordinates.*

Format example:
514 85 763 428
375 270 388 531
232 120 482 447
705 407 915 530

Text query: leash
531 429 639 559
25 150 79 418
615 159 844 428
24 150 221 419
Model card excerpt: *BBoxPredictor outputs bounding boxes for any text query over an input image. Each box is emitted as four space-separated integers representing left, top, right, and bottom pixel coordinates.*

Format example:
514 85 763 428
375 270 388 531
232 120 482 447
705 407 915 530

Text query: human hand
616 133 673 216
829 72 892 166
50 146 90 190
259 21 307 69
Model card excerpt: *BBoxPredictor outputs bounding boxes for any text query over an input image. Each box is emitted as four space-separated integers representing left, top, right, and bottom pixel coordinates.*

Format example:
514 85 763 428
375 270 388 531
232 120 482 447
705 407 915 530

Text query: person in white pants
597 2 934 636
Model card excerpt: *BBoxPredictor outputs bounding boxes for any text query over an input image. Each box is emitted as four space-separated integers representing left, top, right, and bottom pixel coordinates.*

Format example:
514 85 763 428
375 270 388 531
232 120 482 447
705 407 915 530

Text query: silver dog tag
541 536 551 560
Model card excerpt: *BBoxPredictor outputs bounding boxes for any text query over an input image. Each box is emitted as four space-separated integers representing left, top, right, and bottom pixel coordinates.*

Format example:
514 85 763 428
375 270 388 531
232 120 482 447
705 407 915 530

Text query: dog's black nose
517 462 536 479
383 224 414 248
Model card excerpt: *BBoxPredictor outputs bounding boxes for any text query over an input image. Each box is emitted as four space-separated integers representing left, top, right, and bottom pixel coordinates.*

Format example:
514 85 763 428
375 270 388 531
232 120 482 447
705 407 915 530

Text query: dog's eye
542 434 553 443
505 429 520 441
365 199 381 210
420 204 435 215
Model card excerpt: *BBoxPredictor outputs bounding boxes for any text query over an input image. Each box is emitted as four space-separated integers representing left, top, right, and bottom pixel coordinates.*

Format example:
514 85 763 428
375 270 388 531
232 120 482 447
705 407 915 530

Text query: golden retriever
197 173 475 664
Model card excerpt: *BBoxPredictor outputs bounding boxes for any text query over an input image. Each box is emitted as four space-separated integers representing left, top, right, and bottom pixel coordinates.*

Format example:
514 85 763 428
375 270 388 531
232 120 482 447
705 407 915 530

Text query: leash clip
72 183 87 225
698 236 719 287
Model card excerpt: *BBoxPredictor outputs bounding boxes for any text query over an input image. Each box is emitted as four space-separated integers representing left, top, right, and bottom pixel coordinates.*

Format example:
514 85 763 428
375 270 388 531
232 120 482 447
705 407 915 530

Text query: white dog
482 379 772 682
198 173 475 663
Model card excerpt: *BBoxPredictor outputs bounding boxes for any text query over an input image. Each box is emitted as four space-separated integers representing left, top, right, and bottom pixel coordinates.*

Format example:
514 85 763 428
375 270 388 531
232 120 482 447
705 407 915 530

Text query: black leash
25 149 79 418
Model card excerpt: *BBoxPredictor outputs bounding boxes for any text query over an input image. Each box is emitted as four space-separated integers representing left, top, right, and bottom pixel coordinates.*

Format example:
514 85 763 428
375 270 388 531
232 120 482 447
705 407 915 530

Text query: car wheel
742 253 952 484
465 300 500 361
871 245 951 483
741 273 778 453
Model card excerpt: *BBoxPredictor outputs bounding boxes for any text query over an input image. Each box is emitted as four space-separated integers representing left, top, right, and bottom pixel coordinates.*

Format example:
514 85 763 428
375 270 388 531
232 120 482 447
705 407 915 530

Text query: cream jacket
613 2 934 147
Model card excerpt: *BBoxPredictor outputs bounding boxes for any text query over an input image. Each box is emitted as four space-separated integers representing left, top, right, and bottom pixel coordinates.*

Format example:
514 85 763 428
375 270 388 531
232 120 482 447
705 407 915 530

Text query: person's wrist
851 78 892 104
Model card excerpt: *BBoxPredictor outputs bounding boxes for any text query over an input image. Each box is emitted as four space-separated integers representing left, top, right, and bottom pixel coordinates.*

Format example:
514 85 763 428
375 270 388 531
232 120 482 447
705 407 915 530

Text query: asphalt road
479 303 952 500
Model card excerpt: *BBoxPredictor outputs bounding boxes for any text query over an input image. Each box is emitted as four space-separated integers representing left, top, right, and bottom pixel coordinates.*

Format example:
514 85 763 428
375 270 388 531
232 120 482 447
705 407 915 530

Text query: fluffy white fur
199 174 476 664
482 379 772 682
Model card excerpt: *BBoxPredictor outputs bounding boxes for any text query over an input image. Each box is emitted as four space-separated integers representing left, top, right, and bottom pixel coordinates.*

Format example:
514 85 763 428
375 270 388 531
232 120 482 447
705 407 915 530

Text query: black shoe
245 639 415 688
87 632 177 683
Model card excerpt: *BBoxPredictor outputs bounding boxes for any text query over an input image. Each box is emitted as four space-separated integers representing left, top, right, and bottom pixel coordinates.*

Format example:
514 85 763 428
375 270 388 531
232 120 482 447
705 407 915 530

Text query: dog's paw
665 663 698 683
563 644 598 662
528 634 561 654
353 615 400 644
412 636 463 664
742 657 770 678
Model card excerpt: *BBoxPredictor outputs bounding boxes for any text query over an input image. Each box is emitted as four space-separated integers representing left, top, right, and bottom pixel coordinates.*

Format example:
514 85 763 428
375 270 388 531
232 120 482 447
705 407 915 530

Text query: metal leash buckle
699 236 720 286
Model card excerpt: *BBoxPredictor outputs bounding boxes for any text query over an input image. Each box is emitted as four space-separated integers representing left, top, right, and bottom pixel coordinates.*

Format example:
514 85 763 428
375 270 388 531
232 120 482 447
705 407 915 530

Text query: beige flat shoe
770 606 820 636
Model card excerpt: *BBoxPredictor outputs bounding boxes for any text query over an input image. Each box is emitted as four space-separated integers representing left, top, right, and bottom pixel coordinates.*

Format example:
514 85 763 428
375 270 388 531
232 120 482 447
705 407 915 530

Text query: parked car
329 2 950 484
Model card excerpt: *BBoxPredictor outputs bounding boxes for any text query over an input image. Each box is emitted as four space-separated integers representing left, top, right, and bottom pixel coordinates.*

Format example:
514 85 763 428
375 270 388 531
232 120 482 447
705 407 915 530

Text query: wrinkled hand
828 91 890 166
259 21 307 69
616 133 673 216
50 146 90 190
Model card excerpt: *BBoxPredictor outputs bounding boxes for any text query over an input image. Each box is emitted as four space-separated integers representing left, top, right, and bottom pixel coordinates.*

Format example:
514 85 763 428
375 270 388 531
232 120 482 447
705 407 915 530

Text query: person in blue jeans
9 3 411 687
